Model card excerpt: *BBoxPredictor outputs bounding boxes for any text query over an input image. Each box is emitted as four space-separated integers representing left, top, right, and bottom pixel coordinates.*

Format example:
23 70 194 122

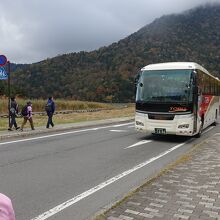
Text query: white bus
135 62 220 137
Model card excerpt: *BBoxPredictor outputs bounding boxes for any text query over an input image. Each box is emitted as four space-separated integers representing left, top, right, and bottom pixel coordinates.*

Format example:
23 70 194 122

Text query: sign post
7 61 11 128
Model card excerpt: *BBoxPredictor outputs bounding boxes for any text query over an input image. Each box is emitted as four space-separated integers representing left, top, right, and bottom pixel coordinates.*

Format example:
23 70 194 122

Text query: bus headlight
178 124 189 129
136 121 144 126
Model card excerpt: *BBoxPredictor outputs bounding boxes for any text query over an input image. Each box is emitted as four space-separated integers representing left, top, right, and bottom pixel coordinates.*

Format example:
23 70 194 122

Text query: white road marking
113 122 133 127
124 140 152 149
0 122 133 146
30 141 188 220
128 125 135 128
110 130 127 132
202 126 215 134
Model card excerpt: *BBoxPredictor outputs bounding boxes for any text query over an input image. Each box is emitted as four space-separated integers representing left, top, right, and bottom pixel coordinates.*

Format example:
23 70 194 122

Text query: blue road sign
0 55 7 66
0 67 8 80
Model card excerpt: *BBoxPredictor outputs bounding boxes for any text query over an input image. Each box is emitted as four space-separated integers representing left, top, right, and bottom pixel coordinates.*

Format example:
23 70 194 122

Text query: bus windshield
136 69 193 103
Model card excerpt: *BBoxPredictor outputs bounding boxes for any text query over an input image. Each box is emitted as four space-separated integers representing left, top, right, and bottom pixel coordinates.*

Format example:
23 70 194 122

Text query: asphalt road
0 121 219 220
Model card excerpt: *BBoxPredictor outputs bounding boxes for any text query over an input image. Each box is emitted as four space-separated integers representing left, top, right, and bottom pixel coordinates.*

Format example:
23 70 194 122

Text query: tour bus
135 62 220 137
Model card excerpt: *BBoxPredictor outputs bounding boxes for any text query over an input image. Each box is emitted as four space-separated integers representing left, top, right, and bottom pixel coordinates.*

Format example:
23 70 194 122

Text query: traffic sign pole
7 61 11 128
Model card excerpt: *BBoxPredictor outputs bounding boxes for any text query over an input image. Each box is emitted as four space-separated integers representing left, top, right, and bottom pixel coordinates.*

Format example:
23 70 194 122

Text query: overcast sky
0 0 219 64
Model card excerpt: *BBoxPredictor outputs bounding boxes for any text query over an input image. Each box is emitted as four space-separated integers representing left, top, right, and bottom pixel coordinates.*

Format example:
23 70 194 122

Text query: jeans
47 112 54 128
9 115 18 129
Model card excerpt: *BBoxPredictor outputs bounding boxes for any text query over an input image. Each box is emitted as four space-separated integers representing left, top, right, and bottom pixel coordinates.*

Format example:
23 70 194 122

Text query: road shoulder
94 134 220 220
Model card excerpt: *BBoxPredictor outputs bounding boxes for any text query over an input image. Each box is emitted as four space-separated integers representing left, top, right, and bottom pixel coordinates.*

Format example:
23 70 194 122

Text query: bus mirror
139 83 143 87
135 72 142 87
193 86 198 94
192 70 197 86
186 83 190 89
134 75 139 87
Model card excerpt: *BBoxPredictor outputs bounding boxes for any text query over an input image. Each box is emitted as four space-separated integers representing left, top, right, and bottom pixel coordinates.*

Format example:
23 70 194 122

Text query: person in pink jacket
0 193 16 220
20 101 35 131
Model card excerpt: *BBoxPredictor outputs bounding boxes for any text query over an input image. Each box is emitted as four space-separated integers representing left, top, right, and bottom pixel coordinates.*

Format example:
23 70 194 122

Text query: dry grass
0 97 134 130
0 97 113 114
0 106 135 130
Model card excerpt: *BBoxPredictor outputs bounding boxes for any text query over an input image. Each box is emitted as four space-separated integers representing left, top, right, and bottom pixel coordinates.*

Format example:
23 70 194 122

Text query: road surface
0 121 218 220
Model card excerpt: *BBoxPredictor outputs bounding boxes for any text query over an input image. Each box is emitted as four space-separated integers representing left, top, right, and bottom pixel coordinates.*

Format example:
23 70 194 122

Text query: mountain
6 3 220 102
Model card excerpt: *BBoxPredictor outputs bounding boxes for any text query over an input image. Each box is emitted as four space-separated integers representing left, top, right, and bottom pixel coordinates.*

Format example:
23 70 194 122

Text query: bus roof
141 62 209 74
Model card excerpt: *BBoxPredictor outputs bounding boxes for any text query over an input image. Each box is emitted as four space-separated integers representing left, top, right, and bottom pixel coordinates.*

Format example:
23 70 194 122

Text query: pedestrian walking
45 97 55 128
8 97 20 131
20 101 35 131
0 193 16 220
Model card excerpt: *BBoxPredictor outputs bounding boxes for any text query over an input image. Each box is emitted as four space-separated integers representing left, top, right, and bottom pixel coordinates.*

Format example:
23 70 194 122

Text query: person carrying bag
45 96 55 128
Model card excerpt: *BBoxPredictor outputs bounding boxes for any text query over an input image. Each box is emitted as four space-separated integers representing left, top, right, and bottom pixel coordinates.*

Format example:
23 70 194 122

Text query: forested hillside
2 4 220 102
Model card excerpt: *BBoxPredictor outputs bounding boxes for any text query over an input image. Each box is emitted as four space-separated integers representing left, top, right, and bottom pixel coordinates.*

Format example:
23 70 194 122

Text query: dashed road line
124 140 152 149
113 122 133 127
128 125 135 128
110 130 127 132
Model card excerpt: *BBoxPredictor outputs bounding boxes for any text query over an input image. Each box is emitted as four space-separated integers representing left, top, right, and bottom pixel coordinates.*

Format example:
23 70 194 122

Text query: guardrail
0 107 126 118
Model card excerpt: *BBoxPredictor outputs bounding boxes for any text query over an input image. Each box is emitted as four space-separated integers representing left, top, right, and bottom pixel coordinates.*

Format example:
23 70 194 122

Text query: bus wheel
195 124 203 138
212 110 218 126
212 121 217 126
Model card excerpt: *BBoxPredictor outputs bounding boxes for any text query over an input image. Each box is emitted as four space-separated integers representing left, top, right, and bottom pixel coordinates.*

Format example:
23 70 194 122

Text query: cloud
0 0 219 63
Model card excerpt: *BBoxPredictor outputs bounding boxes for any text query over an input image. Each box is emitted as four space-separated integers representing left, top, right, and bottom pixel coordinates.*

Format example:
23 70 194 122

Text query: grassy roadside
0 98 114 114
0 106 135 131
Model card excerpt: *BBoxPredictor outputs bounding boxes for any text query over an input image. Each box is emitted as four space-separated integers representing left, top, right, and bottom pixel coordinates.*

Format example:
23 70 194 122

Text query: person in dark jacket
8 97 20 131
45 97 55 128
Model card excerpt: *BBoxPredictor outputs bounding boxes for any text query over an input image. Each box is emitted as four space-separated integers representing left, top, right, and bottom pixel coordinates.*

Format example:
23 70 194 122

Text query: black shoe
8 128 12 131
16 127 20 130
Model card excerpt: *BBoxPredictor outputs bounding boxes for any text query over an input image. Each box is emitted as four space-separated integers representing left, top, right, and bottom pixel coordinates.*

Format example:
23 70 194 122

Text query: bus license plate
155 128 166 134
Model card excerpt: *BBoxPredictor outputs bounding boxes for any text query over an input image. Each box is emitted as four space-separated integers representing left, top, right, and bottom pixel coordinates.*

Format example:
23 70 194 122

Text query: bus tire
195 123 203 138
212 121 217 126
212 110 218 126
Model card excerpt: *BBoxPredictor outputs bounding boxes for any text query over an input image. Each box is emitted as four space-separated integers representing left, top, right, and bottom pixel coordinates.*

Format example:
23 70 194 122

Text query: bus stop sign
0 55 7 66
0 67 8 80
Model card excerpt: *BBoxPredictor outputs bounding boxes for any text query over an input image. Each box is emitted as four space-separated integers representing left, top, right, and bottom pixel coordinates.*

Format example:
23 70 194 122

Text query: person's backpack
45 103 52 112
21 105 28 116
10 107 16 115
10 103 18 115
